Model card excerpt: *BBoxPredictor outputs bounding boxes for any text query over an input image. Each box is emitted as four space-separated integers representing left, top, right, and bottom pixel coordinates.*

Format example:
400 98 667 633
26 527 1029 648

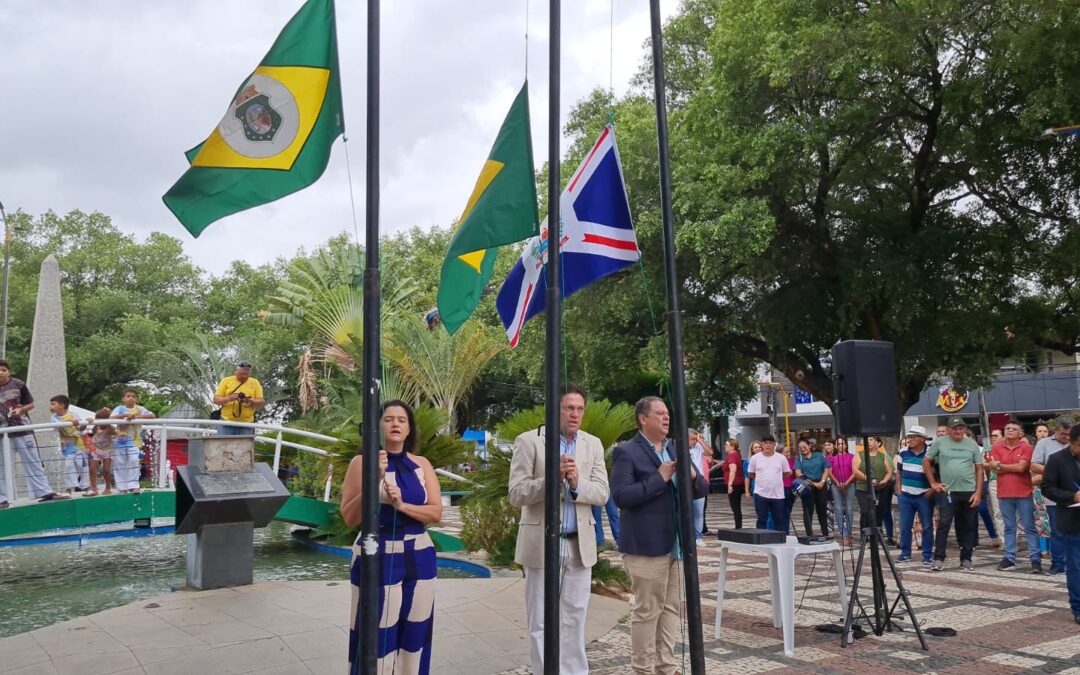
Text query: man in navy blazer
611 395 708 675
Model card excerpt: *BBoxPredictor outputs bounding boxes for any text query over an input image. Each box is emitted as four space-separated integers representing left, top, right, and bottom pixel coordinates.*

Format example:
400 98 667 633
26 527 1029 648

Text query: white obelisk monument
26 254 68 486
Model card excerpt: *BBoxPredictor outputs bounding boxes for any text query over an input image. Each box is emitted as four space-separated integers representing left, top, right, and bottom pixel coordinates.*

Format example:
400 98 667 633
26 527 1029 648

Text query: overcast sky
0 0 674 273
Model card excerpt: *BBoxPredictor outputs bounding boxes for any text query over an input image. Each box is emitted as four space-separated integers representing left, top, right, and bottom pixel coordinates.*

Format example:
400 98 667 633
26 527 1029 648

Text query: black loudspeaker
831 340 900 436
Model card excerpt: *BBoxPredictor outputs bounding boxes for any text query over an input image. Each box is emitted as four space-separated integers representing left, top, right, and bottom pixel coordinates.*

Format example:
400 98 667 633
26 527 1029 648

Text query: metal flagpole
359 0 382 671
978 390 991 446
543 1 563 672
648 1 705 672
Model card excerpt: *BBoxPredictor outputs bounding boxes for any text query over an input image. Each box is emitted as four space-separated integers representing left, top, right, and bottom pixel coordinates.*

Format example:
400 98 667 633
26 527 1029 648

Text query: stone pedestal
174 436 289 590
186 523 255 589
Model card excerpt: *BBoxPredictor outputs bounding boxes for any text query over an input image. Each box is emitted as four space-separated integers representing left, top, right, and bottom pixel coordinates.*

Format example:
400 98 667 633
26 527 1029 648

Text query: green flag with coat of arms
163 0 343 238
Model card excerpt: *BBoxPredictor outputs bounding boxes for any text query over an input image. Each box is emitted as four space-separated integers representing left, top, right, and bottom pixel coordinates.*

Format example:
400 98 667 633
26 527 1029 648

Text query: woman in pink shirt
782 446 797 534
828 438 856 545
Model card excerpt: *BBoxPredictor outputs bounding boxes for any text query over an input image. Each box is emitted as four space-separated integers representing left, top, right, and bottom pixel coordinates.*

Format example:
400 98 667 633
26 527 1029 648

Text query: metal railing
0 418 343 505
0 418 476 506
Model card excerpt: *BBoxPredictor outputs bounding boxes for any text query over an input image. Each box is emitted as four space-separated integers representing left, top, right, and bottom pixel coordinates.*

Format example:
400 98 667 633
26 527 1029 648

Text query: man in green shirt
924 417 984 571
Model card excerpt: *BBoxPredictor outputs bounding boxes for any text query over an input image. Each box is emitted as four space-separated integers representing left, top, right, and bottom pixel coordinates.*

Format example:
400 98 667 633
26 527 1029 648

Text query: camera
236 392 247 400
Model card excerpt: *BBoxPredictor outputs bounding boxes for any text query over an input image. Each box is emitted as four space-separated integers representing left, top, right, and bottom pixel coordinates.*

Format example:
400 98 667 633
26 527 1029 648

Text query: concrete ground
0 578 627 675
497 495 1080 674
5 498 1078 674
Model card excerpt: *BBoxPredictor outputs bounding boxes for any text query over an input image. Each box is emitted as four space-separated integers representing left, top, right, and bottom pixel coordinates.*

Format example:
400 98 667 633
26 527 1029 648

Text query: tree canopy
8 1 1077 425
550 0 1080 416
5 210 301 411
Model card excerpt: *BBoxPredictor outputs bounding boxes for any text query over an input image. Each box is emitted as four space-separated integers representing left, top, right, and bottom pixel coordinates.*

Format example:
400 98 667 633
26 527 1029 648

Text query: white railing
0 418 477 506
0 418 344 504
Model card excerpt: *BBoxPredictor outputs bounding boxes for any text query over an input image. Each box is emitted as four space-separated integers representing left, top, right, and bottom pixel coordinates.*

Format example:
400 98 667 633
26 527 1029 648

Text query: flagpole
543 0 563 673
359 0 382 672
648 2 705 673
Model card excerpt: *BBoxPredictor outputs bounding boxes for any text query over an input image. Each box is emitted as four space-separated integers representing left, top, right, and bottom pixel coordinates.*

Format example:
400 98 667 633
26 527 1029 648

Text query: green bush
459 497 520 568
591 558 630 589
291 452 337 500
312 509 359 547
437 473 469 494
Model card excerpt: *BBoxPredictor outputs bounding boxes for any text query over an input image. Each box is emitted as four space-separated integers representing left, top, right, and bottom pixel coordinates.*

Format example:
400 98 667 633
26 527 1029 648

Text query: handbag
210 383 244 420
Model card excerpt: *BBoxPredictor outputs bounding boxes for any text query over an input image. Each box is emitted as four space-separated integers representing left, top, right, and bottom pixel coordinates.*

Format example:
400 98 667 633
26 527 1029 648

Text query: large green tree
5 210 205 407
555 0 1079 416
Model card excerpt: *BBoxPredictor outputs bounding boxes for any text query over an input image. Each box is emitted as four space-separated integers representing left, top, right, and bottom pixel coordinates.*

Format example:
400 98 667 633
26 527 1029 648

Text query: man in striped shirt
896 425 935 566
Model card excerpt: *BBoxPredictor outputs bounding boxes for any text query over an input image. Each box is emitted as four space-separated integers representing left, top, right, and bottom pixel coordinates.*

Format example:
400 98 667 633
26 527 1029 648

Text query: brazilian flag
163 0 343 238
437 83 539 334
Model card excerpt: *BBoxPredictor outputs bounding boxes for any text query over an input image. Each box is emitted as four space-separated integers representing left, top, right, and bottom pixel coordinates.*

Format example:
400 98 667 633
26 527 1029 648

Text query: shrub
459 497 520 568
291 452 337 500
591 557 630 589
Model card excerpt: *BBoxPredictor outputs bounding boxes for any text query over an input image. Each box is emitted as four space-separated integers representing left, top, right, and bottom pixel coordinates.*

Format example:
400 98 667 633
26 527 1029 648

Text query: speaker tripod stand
840 436 928 651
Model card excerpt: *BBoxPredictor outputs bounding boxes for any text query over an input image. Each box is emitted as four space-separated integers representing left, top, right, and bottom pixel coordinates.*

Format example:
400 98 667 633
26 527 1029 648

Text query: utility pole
0 201 12 359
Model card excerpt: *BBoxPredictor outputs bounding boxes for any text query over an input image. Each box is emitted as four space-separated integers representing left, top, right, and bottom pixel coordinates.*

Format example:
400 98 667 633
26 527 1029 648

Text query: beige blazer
508 427 609 569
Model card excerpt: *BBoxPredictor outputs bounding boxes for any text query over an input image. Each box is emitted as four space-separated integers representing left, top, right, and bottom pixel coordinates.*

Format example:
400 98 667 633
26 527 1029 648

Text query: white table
714 536 847 657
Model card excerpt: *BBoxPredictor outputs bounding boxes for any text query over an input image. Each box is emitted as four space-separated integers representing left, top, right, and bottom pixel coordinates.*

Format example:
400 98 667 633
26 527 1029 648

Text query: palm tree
262 240 417 368
466 398 637 508
270 239 500 437
144 332 272 415
383 314 504 433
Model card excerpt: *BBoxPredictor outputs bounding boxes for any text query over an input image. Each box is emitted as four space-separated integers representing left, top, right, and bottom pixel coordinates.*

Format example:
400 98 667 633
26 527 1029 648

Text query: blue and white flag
496 124 640 347
1044 124 1080 137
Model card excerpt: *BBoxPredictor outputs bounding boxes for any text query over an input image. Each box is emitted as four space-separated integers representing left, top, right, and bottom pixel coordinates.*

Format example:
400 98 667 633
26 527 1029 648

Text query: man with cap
924 417 984 571
1031 415 1074 575
987 419 1042 573
213 362 265 436
896 425 935 567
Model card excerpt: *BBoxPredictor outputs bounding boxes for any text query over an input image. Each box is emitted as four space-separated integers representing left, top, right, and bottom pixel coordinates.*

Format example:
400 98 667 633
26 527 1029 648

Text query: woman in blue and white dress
341 400 442 675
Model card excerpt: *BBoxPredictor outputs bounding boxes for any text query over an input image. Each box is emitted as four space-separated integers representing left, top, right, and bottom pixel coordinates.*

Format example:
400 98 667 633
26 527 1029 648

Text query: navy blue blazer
610 432 709 556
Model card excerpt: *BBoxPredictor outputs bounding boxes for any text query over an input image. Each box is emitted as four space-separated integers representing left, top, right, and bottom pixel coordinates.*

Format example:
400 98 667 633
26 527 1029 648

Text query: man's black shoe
997 558 1016 571
1031 560 1044 574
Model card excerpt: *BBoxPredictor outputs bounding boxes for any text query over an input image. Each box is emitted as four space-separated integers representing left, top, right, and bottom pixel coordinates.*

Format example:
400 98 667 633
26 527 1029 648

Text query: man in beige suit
508 384 610 675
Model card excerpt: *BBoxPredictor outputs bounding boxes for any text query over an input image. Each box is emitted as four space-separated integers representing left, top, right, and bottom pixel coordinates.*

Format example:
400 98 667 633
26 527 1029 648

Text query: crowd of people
342 390 1080 675
725 419 1071 570
0 360 157 507
721 415 1080 626
0 360 269 508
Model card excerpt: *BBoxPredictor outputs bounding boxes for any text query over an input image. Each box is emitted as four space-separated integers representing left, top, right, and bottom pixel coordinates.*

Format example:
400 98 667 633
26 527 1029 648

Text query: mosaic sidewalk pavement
498 496 1079 674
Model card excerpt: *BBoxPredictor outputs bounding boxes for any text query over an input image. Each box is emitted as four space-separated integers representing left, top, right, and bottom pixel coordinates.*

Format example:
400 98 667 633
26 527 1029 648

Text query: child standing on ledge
91 408 115 495
50 395 90 495
111 389 155 493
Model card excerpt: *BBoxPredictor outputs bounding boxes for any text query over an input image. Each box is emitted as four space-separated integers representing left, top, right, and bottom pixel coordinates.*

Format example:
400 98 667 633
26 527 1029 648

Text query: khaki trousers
623 554 681 675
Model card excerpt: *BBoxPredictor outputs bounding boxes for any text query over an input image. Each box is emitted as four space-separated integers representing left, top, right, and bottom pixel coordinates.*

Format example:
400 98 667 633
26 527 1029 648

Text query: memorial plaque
202 437 254 473
194 472 274 496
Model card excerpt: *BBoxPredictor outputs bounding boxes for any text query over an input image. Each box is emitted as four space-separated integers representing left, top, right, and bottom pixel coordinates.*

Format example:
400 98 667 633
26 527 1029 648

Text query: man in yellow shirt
213 362 265 435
